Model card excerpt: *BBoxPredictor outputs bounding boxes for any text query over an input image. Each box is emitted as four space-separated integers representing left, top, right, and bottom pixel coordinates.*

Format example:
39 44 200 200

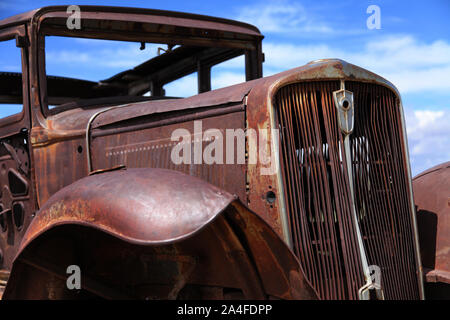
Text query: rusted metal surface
33 58 410 238
91 108 247 202
243 60 424 300
0 134 35 270
29 59 406 212
0 269 9 299
0 9 39 29
33 59 398 135
275 81 366 300
245 59 408 241
3 168 317 300
17 168 237 249
347 81 421 299
0 6 261 34
34 60 399 137
91 87 253 129
273 81 421 299
0 3 425 300
413 162 450 285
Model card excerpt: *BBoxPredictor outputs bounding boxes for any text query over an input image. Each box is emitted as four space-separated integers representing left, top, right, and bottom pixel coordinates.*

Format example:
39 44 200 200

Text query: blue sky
0 0 449 175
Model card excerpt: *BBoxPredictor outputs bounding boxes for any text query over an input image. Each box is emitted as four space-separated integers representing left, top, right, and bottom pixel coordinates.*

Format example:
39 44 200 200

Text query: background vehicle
413 162 450 299
0 5 443 300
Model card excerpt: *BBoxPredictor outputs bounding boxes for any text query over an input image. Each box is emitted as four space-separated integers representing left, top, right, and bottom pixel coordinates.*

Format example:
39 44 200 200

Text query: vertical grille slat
275 81 420 300
347 81 420 300
276 81 366 299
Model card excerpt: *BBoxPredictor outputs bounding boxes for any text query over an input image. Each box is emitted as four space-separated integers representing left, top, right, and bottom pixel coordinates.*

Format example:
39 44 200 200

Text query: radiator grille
275 81 420 299
346 81 420 299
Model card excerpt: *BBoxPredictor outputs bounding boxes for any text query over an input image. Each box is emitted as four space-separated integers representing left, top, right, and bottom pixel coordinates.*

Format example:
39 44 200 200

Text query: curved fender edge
17 167 237 252
4 168 317 300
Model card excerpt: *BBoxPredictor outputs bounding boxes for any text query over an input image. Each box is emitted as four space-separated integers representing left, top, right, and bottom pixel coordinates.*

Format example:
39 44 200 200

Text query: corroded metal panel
3 168 317 300
91 109 247 202
32 138 88 206
274 81 421 299
414 162 450 285
0 10 425 300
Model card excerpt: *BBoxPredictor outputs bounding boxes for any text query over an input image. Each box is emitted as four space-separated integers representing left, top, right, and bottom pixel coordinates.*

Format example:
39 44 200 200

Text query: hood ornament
333 89 354 135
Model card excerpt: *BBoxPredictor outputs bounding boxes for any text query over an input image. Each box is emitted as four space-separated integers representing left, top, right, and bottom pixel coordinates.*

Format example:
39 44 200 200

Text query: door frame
0 24 31 138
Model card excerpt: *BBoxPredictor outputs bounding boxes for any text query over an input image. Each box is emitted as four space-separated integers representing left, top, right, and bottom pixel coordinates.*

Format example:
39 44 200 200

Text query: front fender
4 168 317 300
17 167 236 251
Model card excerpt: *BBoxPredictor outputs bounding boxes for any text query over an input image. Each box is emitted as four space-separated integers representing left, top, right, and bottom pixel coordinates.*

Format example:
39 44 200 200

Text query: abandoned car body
0 5 438 300
413 162 450 299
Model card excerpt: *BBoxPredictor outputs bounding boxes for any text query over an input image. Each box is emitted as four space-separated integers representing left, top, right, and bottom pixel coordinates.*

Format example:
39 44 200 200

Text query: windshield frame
33 7 263 117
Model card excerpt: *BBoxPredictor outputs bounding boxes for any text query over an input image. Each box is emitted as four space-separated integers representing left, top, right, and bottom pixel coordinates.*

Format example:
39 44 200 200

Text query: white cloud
46 51 92 64
410 110 444 130
164 74 197 98
164 71 247 97
211 71 245 90
213 55 245 69
261 35 450 94
405 109 450 175
46 43 160 71
384 66 450 93
236 1 333 34
1 65 21 72
262 42 338 70
255 35 450 175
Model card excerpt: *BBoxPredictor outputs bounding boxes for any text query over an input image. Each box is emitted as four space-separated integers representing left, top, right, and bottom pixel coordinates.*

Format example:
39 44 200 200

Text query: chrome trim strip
337 81 374 300
343 134 374 300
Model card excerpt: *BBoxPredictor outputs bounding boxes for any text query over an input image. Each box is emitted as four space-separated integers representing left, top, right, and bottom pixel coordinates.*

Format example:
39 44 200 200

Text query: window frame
0 24 30 139
34 12 263 118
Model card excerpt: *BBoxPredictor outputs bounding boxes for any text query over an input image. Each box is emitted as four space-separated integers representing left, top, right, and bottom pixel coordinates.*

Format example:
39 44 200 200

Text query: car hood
43 59 397 132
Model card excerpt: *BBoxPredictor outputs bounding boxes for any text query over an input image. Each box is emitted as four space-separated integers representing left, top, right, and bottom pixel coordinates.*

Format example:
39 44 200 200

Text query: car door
0 24 35 282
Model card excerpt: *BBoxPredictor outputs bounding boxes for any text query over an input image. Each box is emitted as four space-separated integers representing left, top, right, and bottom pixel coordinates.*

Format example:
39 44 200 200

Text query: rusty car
0 5 446 300
413 162 450 299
